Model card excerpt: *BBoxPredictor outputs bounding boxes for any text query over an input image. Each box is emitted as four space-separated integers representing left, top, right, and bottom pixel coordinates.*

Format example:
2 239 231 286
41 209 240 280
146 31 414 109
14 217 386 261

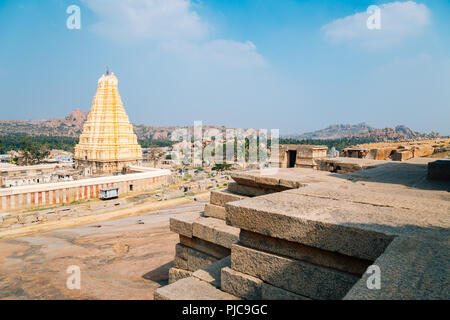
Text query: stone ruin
155 158 449 300
343 143 435 161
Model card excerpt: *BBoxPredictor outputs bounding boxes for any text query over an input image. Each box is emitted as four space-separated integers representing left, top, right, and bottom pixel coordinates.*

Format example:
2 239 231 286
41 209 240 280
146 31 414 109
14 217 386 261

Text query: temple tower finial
106 65 110 75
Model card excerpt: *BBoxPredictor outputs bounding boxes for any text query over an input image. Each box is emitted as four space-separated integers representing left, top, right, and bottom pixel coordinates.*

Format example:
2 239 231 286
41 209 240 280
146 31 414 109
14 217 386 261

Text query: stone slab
286 181 450 216
221 266 263 299
391 150 413 161
345 159 450 191
180 235 230 259
154 276 240 300
192 217 240 249
226 188 449 260
239 230 371 276
345 236 450 300
231 244 360 300
174 243 218 272
210 190 248 207
169 267 193 284
230 168 340 190
193 256 231 288
204 203 227 220
227 182 277 197
221 267 311 300
170 212 202 238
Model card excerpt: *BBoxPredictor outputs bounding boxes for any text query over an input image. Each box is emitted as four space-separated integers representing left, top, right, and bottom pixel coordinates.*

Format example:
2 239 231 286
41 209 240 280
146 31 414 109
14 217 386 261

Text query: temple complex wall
0 168 170 212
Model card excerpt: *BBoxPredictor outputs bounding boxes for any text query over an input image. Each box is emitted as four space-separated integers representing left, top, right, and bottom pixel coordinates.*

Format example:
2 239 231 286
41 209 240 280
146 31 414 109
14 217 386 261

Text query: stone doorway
288 150 297 168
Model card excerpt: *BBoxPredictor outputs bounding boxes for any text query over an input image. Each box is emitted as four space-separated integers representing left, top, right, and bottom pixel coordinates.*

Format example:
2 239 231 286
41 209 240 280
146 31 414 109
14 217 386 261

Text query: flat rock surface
192 217 240 249
345 236 450 300
154 276 240 300
0 202 205 300
231 168 341 190
227 178 449 260
193 256 231 288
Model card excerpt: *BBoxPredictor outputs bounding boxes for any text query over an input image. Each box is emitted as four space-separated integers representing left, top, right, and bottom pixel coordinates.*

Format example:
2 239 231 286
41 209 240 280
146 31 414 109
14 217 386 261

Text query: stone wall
0 168 170 212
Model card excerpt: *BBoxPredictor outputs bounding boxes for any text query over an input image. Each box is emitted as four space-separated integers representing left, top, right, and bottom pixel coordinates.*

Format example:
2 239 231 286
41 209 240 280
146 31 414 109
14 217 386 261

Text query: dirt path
0 201 206 300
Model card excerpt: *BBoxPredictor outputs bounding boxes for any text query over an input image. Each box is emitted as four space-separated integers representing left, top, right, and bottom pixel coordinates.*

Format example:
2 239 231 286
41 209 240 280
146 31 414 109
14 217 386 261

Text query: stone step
180 235 230 260
171 213 239 249
210 190 248 207
227 182 277 197
231 244 359 300
192 256 231 288
286 182 450 216
239 230 371 276
154 276 240 300
226 190 426 261
192 217 239 249
204 203 226 220
221 267 310 300
169 267 193 284
170 212 203 238
174 243 218 272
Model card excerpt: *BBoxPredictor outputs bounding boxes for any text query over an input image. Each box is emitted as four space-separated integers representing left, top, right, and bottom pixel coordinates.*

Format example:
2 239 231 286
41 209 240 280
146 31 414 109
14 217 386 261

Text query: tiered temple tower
74 70 142 174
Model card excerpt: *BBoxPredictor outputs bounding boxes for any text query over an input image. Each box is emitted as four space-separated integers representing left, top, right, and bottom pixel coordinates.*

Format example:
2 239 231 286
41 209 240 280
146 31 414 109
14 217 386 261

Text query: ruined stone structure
74 71 142 174
343 143 435 161
276 145 327 169
155 158 449 300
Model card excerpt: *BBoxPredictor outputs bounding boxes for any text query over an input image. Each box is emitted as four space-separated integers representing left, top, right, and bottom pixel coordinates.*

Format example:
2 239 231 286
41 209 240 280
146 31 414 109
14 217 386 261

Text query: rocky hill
0 109 88 137
285 123 439 141
0 110 440 142
0 109 233 140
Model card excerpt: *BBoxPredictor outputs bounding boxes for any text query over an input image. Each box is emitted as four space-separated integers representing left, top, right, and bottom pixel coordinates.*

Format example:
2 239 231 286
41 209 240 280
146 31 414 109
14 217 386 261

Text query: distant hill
285 123 439 141
0 109 233 140
0 110 440 142
0 108 88 137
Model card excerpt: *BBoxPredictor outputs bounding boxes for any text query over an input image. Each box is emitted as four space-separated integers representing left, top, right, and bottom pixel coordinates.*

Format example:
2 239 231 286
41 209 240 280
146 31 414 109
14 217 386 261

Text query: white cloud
160 40 266 68
82 0 265 68
322 1 431 49
82 0 208 41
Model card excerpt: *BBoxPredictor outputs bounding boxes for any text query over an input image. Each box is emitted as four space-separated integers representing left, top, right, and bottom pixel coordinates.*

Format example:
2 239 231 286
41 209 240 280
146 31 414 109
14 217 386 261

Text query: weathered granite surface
170 212 202 238
193 256 231 288
154 277 240 300
169 267 192 284
174 243 218 272
221 266 310 300
221 266 262 300
231 244 359 300
204 203 227 220
227 182 277 197
226 187 449 260
210 190 248 207
345 236 450 300
231 168 339 190
179 235 230 259
192 217 239 249
239 229 371 275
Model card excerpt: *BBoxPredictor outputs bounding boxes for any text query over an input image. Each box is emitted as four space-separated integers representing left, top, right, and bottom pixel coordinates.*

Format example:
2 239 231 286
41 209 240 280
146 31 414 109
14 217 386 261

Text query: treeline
0 134 176 154
279 137 378 151
138 139 174 148
0 135 79 154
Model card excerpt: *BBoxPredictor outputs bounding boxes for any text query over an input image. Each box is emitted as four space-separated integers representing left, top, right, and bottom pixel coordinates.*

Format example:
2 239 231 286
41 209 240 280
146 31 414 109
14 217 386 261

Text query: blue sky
0 0 449 135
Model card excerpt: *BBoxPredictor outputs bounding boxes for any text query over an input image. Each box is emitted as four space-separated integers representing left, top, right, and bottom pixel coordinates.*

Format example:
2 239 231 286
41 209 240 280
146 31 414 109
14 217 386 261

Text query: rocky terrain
0 110 441 142
0 109 88 137
285 123 440 141
0 109 232 140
